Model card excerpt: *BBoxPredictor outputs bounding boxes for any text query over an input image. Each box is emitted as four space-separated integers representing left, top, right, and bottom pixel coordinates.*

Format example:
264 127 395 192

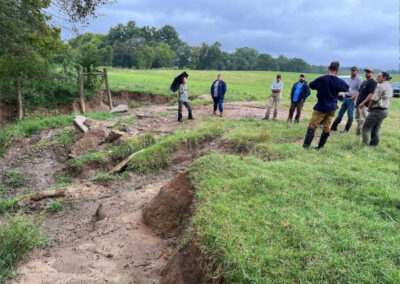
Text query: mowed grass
108 67 400 103
186 109 399 283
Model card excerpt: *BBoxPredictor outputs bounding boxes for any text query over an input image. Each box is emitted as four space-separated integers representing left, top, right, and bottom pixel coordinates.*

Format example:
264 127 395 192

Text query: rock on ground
110 104 128 114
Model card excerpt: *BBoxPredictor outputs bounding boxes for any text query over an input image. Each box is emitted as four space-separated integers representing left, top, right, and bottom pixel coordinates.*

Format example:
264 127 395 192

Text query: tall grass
0 214 49 282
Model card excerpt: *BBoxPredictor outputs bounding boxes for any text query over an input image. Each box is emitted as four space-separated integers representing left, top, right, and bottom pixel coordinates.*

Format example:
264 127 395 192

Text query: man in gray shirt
264 74 284 120
362 72 392 146
330 66 363 132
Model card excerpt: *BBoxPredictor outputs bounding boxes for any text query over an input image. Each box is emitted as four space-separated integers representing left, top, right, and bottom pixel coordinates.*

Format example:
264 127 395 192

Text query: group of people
174 60 393 148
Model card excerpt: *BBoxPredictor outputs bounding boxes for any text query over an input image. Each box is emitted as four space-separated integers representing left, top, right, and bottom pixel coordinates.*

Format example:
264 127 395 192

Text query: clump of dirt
143 172 194 238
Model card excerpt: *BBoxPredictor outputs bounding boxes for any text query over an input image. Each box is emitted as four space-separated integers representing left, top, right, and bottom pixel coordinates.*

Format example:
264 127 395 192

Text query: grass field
107 67 400 103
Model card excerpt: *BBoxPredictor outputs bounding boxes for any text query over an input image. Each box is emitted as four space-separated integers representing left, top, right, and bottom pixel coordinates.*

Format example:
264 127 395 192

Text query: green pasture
108 68 400 103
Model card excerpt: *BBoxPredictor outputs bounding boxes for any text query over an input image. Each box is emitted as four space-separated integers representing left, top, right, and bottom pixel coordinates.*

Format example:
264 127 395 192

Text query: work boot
330 117 341 131
340 120 353 133
302 127 315 148
220 112 223 117
188 112 194 120
273 109 278 120
315 131 330 150
178 113 183 122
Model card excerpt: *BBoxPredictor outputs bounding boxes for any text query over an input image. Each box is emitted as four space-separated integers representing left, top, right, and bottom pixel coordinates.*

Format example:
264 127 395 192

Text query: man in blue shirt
330 66 363 132
303 61 350 149
287 74 311 123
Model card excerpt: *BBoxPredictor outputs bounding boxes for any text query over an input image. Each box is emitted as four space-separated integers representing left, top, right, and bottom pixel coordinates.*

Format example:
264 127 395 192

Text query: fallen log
29 188 68 202
108 148 145 174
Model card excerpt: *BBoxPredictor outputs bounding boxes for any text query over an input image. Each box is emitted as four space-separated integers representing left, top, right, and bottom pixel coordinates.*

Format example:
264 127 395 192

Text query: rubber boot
302 127 315 148
315 131 330 150
340 120 353 133
330 117 341 131
188 112 194 120
178 113 183 122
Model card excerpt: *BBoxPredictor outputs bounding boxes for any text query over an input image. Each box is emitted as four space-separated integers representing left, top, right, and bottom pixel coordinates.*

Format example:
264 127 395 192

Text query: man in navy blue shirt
303 61 350 149
287 74 311 123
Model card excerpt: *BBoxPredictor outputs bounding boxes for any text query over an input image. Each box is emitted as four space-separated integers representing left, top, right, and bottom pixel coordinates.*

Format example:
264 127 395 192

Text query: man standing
210 74 227 117
362 72 392 146
303 61 349 149
264 74 284 120
330 66 363 132
354 67 377 135
287 74 311 123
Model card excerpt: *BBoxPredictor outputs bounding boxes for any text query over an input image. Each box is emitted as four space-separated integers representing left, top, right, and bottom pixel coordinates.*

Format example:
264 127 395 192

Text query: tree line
66 21 327 73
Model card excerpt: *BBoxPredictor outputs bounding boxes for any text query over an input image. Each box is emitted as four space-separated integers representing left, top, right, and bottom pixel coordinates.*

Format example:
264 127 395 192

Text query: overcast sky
61 0 399 70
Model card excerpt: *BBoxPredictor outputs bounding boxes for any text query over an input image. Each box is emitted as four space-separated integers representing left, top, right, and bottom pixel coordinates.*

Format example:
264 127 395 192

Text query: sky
61 0 399 70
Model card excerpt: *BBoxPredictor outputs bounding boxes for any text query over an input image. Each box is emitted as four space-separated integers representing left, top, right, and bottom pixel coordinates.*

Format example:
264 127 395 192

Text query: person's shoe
287 118 292 124
188 113 194 120
294 119 299 124
340 120 353 133
178 113 183 122
219 112 223 117
330 117 341 131
303 127 315 148
315 131 330 150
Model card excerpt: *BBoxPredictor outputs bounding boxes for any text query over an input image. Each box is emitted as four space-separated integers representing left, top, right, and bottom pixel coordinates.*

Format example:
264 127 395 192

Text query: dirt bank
111 91 171 105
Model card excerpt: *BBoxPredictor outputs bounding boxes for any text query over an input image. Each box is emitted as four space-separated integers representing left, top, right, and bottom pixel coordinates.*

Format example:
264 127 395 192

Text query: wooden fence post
78 66 86 113
103 68 113 109
17 77 23 120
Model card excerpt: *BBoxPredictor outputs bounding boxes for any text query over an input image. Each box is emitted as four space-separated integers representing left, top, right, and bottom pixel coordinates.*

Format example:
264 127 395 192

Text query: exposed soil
111 91 170 105
2 99 300 284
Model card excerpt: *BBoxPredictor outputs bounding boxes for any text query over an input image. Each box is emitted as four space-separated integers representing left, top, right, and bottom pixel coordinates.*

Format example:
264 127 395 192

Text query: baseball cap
351 66 359 71
364 67 374 72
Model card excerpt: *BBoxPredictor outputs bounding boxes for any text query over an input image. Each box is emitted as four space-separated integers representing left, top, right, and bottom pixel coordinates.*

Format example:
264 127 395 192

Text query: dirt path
3 100 304 284
8 182 174 284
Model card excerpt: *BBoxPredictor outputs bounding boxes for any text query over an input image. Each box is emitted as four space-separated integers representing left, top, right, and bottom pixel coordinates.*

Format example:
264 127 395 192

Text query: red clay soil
143 172 195 238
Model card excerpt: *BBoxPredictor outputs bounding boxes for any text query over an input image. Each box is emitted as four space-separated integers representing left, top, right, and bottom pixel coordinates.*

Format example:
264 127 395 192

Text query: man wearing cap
303 61 350 149
355 67 377 135
264 74 284 120
287 74 311 123
362 72 392 146
330 66 363 132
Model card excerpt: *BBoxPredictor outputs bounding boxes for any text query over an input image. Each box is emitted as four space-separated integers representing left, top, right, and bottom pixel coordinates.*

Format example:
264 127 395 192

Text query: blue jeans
337 97 355 120
213 96 224 112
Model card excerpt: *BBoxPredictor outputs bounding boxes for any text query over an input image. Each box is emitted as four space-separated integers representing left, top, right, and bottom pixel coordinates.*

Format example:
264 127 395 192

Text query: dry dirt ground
2 101 304 284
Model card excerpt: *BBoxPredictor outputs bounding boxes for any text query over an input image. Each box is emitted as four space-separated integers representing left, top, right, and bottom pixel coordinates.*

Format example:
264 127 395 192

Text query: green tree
253 54 277 71
76 42 101 71
133 45 156 69
153 43 176 68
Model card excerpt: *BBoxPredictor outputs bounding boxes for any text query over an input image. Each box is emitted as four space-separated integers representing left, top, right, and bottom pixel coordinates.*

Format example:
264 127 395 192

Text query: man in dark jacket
302 61 350 150
210 74 227 117
287 74 310 123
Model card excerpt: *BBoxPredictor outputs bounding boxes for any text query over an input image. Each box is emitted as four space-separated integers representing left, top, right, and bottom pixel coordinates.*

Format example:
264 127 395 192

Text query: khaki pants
355 105 368 135
309 110 336 133
265 92 282 119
